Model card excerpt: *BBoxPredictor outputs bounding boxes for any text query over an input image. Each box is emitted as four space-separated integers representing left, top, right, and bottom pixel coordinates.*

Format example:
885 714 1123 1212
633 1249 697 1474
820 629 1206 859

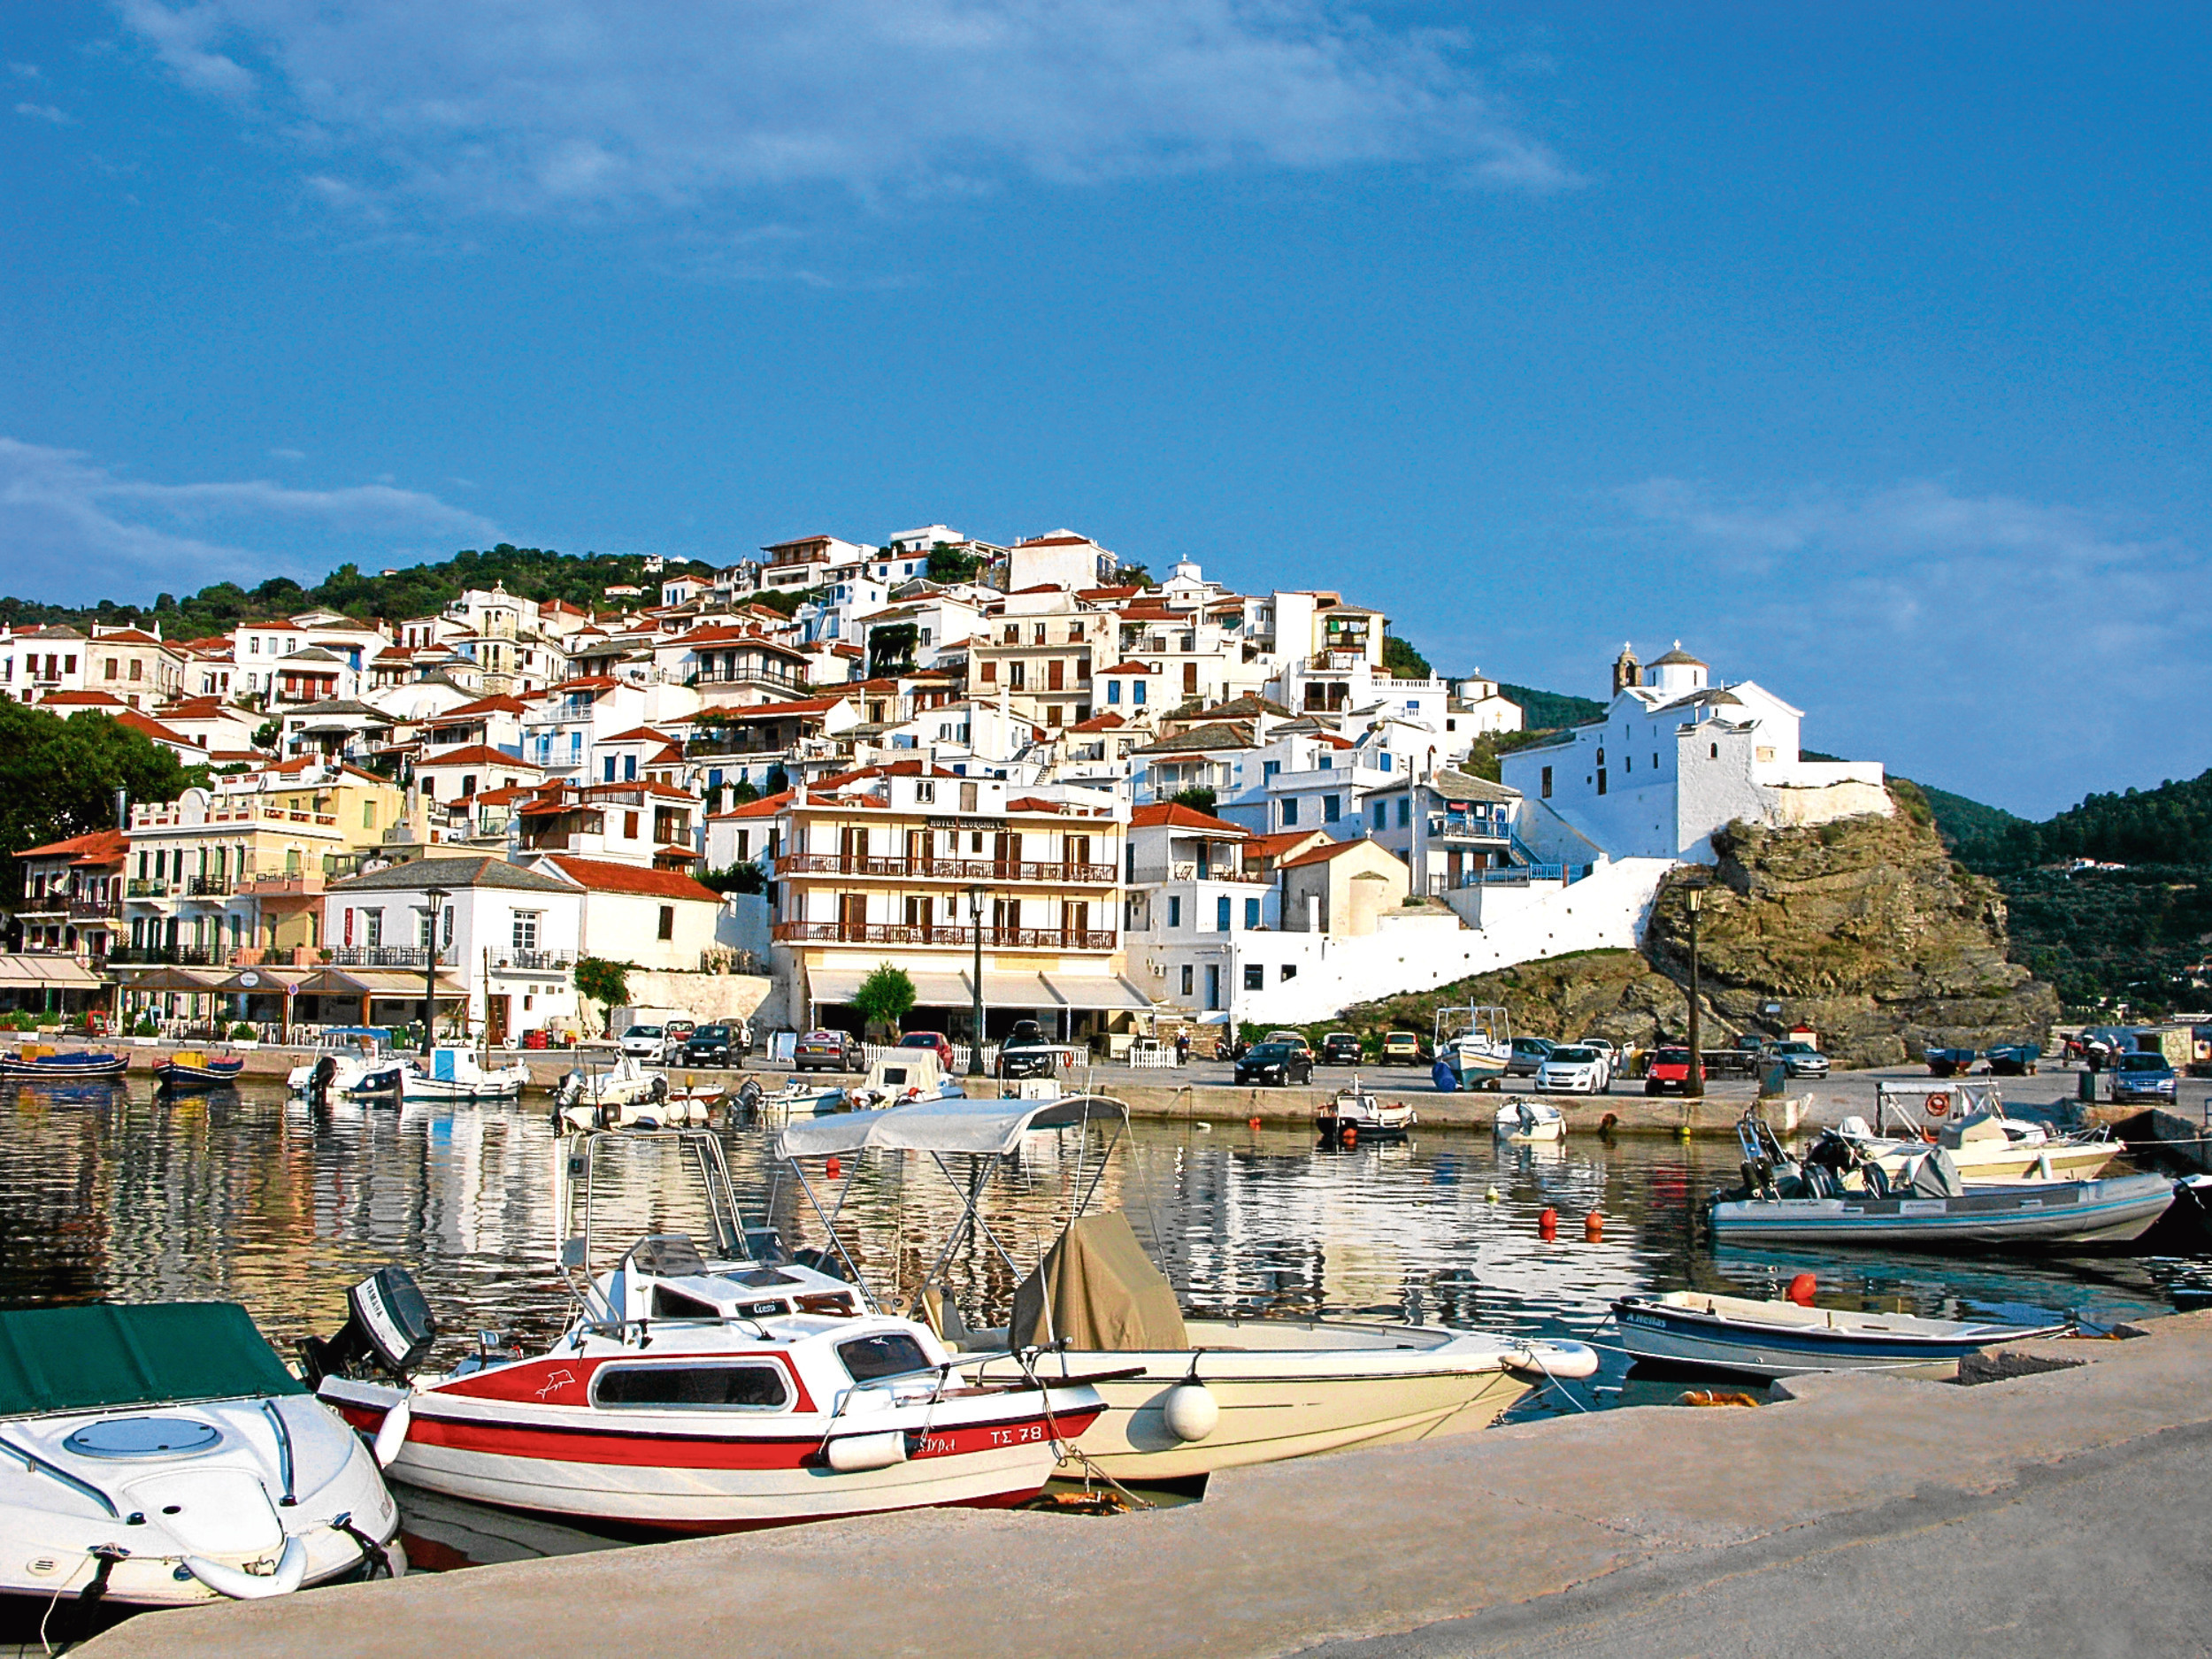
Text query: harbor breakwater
84 1309 2212 1658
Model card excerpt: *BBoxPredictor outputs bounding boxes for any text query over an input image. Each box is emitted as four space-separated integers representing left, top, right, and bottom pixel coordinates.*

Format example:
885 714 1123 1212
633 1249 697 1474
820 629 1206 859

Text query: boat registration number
984 1424 1047 1448
1897 1201 1947 1216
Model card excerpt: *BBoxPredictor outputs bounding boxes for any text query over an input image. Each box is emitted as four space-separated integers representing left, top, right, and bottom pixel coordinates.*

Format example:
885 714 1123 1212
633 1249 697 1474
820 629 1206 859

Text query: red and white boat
314 1129 1103 1532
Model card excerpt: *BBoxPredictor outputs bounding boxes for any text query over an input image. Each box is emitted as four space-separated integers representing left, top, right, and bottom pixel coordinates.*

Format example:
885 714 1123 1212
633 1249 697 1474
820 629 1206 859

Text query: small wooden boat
1434 1004 1511 1088
1611 1290 2069 1379
153 1050 248 1092
1494 1096 1567 1142
0 1301 401 1609
1316 1079 1416 1141
1 1046 129 1082
402 1047 531 1102
1924 1047 1980 1077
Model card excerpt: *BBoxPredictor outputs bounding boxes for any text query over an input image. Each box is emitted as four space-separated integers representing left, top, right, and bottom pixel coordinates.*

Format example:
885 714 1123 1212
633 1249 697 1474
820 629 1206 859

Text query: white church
1498 643 1891 864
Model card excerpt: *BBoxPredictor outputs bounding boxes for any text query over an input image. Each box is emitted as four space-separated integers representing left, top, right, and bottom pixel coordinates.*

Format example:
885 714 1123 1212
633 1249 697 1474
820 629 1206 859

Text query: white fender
184 1534 307 1600
373 1398 412 1469
825 1431 907 1472
1161 1381 1219 1443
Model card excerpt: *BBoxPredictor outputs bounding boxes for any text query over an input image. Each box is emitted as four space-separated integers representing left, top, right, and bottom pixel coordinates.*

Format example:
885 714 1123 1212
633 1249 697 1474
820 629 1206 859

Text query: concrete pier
82 1311 2212 1657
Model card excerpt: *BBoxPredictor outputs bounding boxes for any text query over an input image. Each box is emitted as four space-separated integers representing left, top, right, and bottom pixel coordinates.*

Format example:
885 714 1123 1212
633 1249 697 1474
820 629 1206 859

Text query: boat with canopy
777 1093 1597 1483
0 1301 401 1610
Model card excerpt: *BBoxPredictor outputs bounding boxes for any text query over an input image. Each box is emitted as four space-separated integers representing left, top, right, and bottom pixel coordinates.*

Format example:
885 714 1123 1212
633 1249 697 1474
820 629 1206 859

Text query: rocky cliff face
1643 803 2058 1068
1333 801 2056 1069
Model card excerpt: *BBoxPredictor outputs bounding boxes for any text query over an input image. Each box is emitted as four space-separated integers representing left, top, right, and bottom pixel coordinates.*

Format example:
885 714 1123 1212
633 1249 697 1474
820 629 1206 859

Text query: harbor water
3 1076 2204 1572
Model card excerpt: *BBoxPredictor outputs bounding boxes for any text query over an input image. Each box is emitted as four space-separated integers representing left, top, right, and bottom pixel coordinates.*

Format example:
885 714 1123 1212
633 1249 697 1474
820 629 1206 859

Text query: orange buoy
1786 1272 1816 1307
1676 1390 1761 1409
1538 1206 1558 1240
1340 1125 1357 1147
1248 1117 1262 1130
826 1156 842 1180
1583 1210 1604 1240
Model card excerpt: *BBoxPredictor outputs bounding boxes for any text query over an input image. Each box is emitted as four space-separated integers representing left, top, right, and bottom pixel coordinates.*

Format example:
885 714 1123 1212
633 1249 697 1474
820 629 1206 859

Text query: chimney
114 787 128 829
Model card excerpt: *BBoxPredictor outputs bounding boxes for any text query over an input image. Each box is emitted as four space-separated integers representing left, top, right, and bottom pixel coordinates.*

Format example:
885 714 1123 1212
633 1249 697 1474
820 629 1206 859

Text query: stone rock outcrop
1643 803 2058 1069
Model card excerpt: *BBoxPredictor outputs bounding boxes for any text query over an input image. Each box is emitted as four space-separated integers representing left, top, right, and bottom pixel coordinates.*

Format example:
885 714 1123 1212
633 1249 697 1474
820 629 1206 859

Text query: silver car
1773 1041 1830 1078
1536 1045 1611 1094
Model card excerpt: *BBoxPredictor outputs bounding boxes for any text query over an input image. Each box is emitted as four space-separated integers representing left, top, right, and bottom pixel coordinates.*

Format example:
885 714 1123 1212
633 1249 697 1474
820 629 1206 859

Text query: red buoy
826 1156 843 1180
1786 1272 1816 1307
1584 1210 1604 1240
1538 1206 1558 1240
1340 1125 1358 1146
1248 1117 1262 1130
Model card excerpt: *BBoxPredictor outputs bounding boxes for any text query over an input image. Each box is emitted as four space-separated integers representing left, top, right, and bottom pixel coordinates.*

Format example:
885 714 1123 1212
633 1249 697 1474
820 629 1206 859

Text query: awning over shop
288 967 467 1000
108 965 223 994
1041 973 1155 1011
804 966 971 1008
0 955 104 991
203 967 313 996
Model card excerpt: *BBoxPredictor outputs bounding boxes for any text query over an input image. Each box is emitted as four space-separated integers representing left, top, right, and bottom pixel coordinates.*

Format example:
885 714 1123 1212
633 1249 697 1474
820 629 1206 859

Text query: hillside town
0 526 1888 1045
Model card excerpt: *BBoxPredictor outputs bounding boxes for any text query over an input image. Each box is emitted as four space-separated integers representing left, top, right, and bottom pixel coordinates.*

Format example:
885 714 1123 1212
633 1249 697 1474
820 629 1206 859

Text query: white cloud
9 62 41 79
15 103 77 125
118 0 1576 220
268 446 306 461
0 436 496 601
1624 477 2212 810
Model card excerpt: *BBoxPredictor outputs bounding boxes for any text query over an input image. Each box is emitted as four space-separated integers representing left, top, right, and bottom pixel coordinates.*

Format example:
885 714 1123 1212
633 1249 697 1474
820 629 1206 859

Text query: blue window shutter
1216 895 1231 931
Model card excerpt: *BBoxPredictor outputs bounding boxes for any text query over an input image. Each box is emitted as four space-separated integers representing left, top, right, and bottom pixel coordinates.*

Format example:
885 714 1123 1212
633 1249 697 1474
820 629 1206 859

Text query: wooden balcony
772 921 1114 950
776 853 1117 886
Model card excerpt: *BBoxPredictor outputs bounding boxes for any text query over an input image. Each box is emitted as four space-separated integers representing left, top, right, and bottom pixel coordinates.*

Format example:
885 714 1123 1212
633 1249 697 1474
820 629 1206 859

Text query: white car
1536 1045 1612 1094
618 1024 675 1064
1577 1036 1618 1064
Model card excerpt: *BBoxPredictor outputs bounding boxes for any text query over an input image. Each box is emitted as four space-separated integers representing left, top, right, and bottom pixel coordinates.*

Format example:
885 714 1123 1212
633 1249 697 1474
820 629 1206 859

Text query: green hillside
0 545 696 638
1499 682 1605 729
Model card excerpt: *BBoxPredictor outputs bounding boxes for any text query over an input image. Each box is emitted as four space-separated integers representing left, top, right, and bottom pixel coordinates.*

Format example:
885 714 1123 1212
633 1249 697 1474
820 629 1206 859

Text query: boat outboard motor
307 1053 339 1104
299 1265 438 1385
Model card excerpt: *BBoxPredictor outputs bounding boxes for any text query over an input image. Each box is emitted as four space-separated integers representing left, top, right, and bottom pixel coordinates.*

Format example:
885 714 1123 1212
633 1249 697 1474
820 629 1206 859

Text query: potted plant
229 1020 260 1049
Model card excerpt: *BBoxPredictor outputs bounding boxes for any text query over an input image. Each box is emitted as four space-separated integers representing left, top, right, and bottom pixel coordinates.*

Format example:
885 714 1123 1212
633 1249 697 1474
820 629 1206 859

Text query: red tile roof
42 690 127 707
1070 712 1126 733
705 790 795 821
15 827 127 863
544 855 718 902
118 710 198 747
419 745 541 770
1097 661 1158 675
440 694 529 718
1132 803 1248 836
1277 838 1388 871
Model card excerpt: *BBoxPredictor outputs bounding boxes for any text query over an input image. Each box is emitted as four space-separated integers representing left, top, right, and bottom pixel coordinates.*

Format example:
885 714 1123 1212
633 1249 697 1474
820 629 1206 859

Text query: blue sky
4 3 2208 815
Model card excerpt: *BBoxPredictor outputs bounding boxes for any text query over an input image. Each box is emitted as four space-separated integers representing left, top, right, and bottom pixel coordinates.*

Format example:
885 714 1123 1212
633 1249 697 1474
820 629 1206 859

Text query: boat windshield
837 1331 933 1384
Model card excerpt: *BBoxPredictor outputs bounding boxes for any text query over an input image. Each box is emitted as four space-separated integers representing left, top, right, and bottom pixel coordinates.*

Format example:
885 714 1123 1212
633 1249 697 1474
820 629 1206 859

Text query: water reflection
0 1079 2198 1426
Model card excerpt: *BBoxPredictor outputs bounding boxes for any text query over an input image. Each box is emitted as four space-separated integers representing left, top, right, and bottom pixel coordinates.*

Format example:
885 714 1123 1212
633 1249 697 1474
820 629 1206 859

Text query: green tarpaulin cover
1010 1210 1191 1352
0 1302 304 1419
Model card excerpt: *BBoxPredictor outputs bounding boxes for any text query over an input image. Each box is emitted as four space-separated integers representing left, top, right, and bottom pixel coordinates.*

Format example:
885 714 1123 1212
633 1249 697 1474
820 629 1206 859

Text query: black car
1319 1032 1364 1065
682 1024 738 1066
995 1019 1057 1079
1234 1041 1312 1087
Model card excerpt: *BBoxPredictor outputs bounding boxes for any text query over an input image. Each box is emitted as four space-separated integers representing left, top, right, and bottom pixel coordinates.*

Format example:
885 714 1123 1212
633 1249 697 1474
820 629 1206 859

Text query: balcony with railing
241 871 326 897
15 889 67 916
772 920 1114 950
126 879 172 899
184 875 233 899
490 949 576 972
331 946 432 968
1424 812 1512 844
690 664 809 694
776 853 1118 886
68 896 121 920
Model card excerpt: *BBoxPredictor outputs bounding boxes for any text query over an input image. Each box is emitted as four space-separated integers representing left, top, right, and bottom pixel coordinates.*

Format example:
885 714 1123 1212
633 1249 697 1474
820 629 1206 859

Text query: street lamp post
1684 883 1704 1099
966 882 987 1077
419 885 449 1056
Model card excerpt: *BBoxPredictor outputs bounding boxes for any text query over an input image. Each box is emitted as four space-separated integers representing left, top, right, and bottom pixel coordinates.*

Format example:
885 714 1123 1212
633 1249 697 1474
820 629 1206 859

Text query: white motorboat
402 1047 533 1102
1610 1289 2070 1379
1435 1004 1512 1088
1494 1096 1567 1142
1831 1082 2119 1184
754 1076 850 1120
1315 1079 1417 1140
287 1031 406 1101
779 1095 1599 1484
842 1048 966 1113
0 1301 402 1609
549 1053 666 1130
314 1130 1104 1531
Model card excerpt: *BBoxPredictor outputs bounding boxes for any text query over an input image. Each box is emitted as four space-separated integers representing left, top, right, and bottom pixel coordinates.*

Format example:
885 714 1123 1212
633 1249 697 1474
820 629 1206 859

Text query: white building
1498 644 1889 864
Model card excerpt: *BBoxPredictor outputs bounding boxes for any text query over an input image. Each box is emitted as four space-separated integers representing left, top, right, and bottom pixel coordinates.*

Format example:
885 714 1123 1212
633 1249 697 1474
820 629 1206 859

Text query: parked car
995 1018 1058 1079
1265 1030 1316 1062
1536 1044 1611 1094
793 1029 863 1072
618 1023 675 1064
2111 1050 2178 1103
664 1017 698 1047
1773 1040 1830 1078
1505 1036 1555 1078
898 1031 956 1071
681 1023 741 1067
1380 1031 1426 1065
1319 1032 1364 1065
1577 1037 1618 1064
1643 1046 1696 1094
1235 1041 1312 1087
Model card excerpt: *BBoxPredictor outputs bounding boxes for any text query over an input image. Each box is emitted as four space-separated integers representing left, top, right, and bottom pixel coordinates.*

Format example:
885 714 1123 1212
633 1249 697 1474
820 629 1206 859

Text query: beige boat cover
1009 1210 1189 1352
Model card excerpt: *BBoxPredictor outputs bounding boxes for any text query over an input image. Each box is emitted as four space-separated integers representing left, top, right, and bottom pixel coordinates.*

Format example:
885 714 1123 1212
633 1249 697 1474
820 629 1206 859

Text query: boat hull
324 1379 1095 1532
155 1059 247 1092
1709 1172 2174 1248
1870 1139 2118 1185
1 1054 129 1082
964 1321 1588 1480
1611 1296 2068 1379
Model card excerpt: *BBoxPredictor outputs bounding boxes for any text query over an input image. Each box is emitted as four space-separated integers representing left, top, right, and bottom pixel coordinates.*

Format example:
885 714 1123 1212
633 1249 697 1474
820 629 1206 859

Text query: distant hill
1915 783 2024 849
0 544 696 638
1953 767 2212 873
1499 683 1604 730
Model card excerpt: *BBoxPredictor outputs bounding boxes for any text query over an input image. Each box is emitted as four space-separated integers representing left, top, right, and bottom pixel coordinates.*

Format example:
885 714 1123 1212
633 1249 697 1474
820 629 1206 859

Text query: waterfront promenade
86 1310 2212 1657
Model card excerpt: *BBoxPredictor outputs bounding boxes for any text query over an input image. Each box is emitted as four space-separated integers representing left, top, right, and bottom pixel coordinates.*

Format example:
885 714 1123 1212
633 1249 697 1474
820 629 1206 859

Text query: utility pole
420 885 449 1056
966 881 987 1076
1685 882 1704 1098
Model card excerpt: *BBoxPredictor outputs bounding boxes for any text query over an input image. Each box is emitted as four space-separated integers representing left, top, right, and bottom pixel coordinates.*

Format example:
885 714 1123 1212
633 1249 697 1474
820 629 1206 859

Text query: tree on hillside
926 543 982 583
1381 634 1432 680
0 704 203 898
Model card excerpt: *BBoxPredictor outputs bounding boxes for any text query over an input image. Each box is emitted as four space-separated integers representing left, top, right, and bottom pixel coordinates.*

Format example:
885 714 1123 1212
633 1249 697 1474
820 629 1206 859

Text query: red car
1642 1047 1698 1094
897 1031 956 1070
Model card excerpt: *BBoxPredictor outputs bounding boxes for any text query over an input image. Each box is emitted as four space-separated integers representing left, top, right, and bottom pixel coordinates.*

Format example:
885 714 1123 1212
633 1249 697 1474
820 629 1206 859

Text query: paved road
1305 1420 2212 1659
